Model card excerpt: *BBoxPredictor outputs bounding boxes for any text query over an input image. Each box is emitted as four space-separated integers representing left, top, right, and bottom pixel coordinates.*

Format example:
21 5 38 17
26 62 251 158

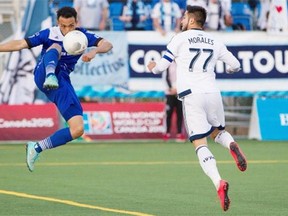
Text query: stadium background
0 0 287 141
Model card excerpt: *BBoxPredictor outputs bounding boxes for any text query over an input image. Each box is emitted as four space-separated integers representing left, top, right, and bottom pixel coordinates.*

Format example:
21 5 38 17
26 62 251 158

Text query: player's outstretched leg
26 142 40 172
217 180 230 211
230 142 247 172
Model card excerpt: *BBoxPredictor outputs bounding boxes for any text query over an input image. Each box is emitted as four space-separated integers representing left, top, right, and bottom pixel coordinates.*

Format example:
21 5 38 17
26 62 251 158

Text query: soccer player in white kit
147 5 247 211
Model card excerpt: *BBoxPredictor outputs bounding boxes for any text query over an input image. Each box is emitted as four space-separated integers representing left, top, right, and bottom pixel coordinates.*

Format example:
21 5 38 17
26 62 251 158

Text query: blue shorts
34 54 83 121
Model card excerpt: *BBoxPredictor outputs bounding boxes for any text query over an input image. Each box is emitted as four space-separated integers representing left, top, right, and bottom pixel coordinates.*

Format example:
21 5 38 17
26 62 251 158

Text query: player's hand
226 67 241 74
147 61 156 72
169 88 177 95
81 52 95 62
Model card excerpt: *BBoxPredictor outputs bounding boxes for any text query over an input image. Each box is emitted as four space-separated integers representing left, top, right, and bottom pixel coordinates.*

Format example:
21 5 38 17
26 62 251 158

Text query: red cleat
217 180 230 211
230 142 247 172
175 133 185 143
162 133 171 142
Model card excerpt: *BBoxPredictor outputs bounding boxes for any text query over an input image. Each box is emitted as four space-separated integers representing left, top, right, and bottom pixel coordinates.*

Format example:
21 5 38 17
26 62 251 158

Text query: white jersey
165 29 240 95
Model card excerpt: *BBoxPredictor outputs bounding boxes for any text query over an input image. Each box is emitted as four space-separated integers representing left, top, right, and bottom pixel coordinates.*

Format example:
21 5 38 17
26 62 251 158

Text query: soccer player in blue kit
0 7 113 172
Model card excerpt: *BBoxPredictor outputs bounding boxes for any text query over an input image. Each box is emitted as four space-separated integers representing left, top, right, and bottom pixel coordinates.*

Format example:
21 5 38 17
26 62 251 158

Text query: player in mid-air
0 6 113 172
147 5 247 211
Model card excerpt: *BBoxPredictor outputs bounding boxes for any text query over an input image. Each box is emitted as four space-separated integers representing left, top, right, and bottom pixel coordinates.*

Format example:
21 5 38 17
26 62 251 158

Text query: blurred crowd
49 0 283 33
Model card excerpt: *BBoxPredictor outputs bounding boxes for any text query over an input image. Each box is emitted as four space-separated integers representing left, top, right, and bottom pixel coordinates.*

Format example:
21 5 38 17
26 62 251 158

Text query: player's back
169 29 226 94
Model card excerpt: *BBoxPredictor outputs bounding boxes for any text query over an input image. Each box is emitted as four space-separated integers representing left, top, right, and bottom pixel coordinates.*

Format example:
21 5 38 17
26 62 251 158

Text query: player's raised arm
0 39 29 52
82 38 113 62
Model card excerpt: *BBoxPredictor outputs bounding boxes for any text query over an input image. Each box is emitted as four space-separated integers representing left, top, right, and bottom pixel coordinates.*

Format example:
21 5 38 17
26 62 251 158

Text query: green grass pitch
0 139 288 216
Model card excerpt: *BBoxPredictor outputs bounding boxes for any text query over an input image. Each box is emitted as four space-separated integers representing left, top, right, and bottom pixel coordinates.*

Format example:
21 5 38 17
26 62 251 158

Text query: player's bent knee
47 43 62 53
71 125 84 139
210 128 221 140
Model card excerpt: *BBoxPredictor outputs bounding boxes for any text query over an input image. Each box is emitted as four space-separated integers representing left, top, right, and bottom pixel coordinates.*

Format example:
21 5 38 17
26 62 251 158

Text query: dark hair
186 5 207 27
57 6 77 20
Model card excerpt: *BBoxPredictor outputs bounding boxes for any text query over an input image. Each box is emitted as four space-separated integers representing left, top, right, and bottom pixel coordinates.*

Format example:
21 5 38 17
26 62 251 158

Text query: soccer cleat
217 180 230 211
175 133 185 143
26 142 40 172
230 142 247 172
162 133 171 142
43 73 59 90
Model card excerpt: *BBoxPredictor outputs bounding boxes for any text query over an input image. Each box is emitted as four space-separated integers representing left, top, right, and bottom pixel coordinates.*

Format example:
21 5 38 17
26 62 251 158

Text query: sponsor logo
83 111 113 135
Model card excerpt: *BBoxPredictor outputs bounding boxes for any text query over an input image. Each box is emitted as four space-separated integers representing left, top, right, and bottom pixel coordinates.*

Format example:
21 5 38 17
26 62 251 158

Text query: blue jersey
25 26 102 74
26 27 103 120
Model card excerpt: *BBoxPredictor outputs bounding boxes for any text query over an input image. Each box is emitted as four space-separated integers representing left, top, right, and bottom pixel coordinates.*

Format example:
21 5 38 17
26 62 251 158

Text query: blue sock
43 48 59 76
38 128 73 151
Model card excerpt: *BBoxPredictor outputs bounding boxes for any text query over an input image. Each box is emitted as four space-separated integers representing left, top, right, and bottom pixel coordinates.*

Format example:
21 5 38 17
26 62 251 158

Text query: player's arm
94 38 113 53
147 58 171 74
147 50 174 74
0 39 29 52
82 38 113 62
219 45 241 73
225 54 241 74
148 36 178 74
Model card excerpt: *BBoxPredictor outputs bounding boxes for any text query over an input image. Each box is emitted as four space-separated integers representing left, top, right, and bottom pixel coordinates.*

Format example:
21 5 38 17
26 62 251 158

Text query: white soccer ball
63 30 88 55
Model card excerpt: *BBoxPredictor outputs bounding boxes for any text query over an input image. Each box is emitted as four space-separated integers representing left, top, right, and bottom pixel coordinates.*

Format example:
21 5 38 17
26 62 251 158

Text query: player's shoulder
27 27 51 40
75 27 102 43
76 27 95 36
75 27 86 33
48 26 64 41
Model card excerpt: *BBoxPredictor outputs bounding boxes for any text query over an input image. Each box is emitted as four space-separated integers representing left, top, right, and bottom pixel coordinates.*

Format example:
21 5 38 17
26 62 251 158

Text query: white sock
45 65 56 76
196 145 221 189
214 130 234 149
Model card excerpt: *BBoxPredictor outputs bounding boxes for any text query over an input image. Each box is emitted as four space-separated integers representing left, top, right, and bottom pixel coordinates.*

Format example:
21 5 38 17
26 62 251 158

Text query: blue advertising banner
219 45 288 79
129 44 163 78
128 44 288 79
256 97 288 140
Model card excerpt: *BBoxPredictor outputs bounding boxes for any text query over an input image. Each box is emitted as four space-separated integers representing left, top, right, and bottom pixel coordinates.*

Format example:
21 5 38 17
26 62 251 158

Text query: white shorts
182 92 225 141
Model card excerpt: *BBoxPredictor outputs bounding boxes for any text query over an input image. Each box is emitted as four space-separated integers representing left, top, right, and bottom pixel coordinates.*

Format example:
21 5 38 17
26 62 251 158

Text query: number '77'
189 48 213 72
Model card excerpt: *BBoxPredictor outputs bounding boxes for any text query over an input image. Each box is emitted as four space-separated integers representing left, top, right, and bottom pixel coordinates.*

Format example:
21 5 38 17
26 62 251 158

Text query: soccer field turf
0 139 287 216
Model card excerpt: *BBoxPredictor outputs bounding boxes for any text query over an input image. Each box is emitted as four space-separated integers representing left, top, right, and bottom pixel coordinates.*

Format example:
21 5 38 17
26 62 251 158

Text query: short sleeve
25 29 50 48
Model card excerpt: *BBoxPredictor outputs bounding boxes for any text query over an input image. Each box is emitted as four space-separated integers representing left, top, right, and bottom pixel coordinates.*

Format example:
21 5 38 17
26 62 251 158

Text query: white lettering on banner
113 119 161 126
113 112 164 119
237 50 288 74
253 51 274 73
114 126 148 133
279 114 288 126
130 50 145 73
112 111 165 134
275 50 288 73
130 50 162 73
0 118 54 128
224 50 288 74
237 51 253 73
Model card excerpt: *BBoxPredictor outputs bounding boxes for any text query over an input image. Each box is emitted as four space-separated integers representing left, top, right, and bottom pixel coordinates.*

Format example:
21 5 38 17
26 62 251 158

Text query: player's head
181 5 207 31
57 7 78 36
